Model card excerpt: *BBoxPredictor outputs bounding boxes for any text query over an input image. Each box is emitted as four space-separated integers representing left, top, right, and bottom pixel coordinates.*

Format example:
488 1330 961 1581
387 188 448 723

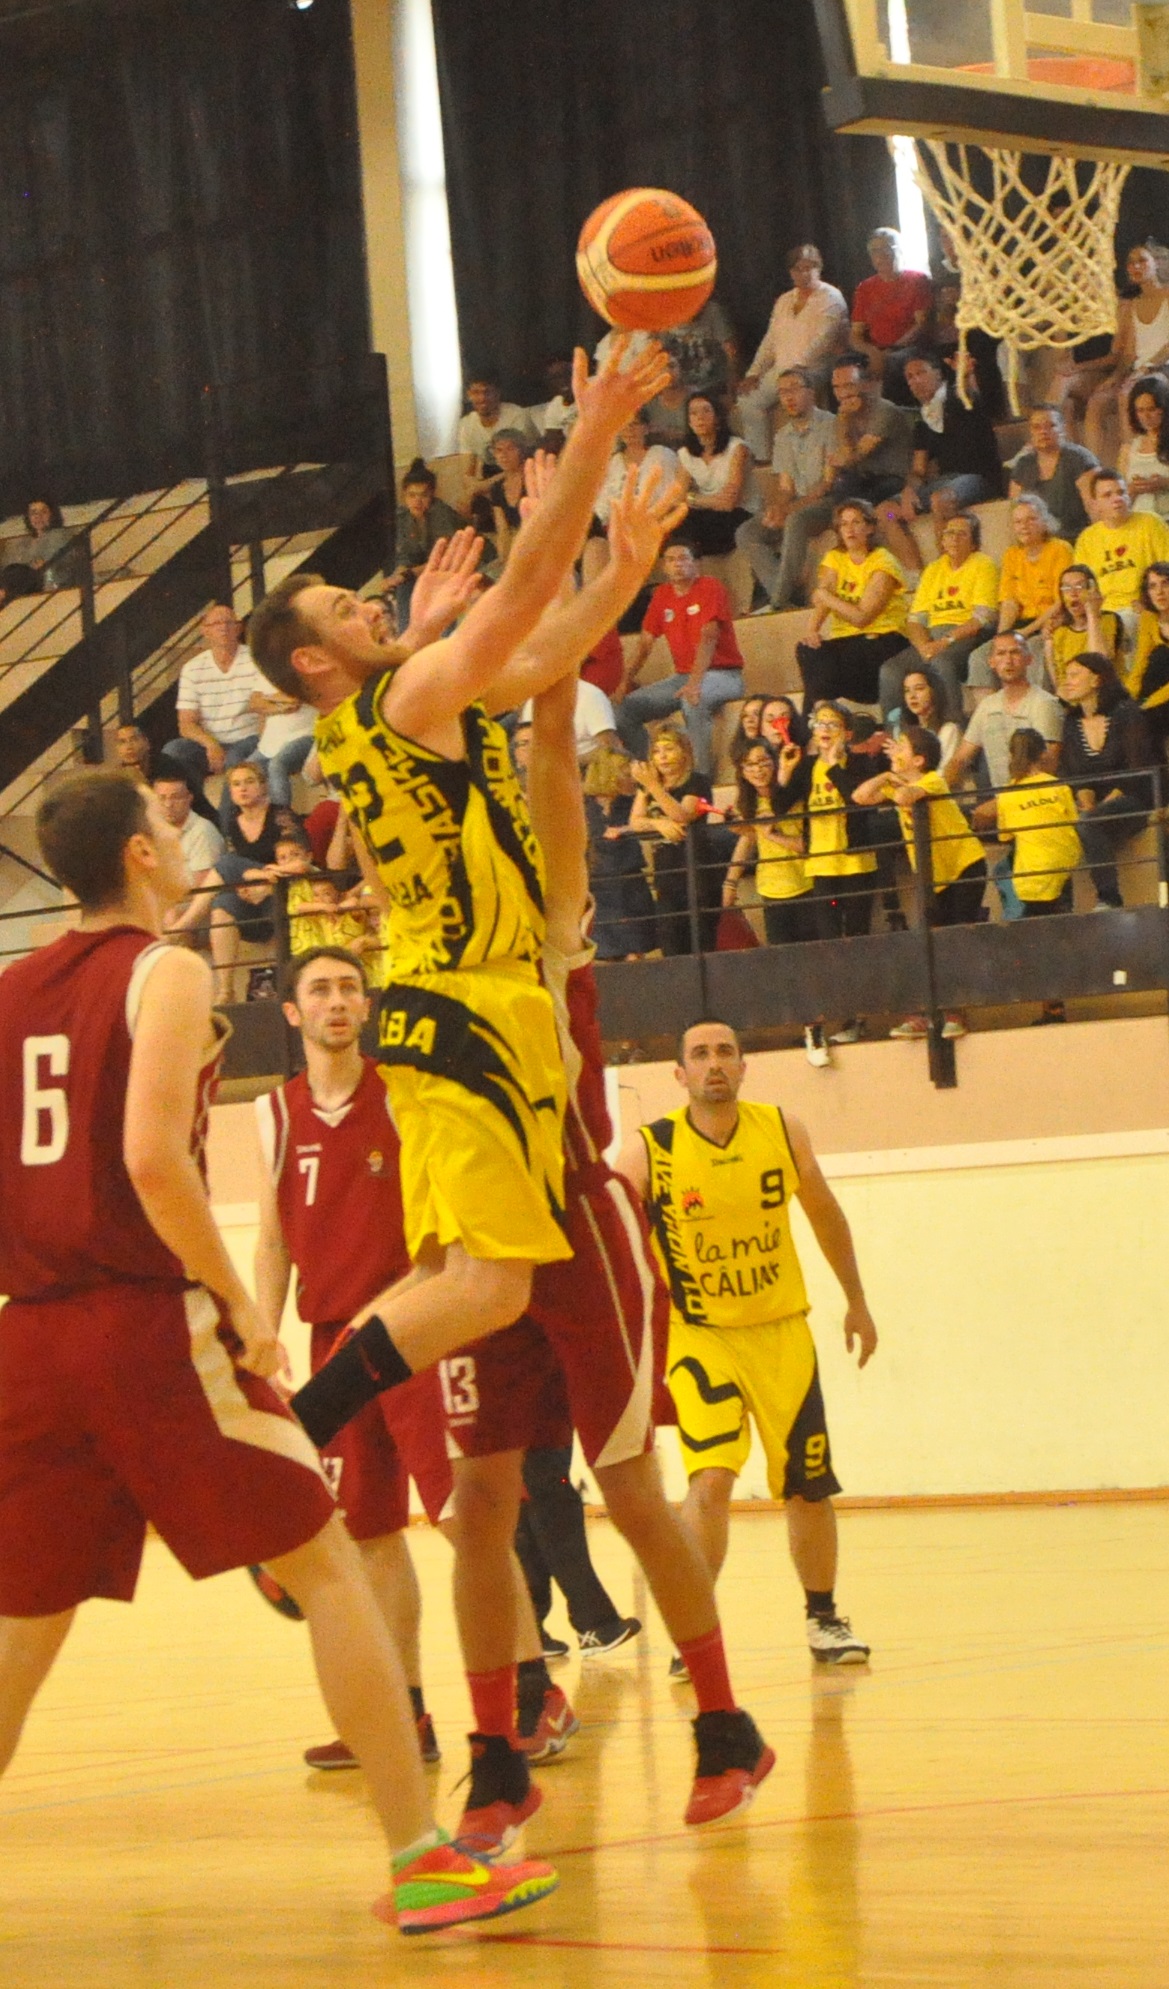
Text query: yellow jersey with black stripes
314 673 546 982
640 1102 808 1330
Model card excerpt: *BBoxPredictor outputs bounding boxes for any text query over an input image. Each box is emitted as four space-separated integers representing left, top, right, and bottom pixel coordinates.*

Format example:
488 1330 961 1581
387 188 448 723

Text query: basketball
576 188 717 331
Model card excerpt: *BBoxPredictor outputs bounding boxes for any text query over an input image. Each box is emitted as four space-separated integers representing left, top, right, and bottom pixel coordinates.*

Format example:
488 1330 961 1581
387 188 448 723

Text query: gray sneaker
806 1614 870 1665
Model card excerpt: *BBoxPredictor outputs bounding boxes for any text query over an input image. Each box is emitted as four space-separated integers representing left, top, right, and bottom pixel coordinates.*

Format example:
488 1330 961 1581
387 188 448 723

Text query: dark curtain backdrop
0 0 369 513
431 0 898 402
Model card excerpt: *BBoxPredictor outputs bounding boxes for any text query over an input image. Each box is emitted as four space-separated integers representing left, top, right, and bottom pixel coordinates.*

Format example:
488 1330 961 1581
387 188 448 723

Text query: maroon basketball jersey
545 941 613 1182
255 1059 411 1326
0 926 223 1299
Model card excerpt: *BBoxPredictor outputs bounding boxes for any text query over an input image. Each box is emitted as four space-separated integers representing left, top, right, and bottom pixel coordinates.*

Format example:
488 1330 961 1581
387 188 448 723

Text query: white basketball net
895 140 1131 412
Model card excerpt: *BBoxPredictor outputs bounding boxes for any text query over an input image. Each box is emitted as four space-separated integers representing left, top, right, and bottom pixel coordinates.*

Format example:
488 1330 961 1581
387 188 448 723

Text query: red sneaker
304 1714 441 1773
457 1732 542 1858
376 1834 558 1935
517 1684 580 1763
685 1709 776 1826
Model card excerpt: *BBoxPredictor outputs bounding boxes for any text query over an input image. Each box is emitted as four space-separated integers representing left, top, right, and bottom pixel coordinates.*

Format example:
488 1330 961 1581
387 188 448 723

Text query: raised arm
381 341 673 743
526 667 590 955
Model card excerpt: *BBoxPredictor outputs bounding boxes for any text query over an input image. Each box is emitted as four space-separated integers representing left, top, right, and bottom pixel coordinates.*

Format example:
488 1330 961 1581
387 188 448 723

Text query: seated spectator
946 631 1063 796
883 512 999 718
485 429 530 559
854 725 986 1036
881 349 1003 574
205 768 299 1001
992 728 1082 933
797 498 910 710
722 737 827 1065
1126 561 1169 745
885 664 961 771
727 694 766 765
279 835 371 957
533 354 576 443
968 496 1072 689
386 460 465 628
153 769 226 936
113 723 152 786
1043 563 1121 696
1074 470 1169 635
0 497 82 606
582 411 681 584
735 366 837 613
850 228 934 401
615 538 745 776
164 604 266 821
661 298 740 402
769 356 915 602
456 372 534 503
520 675 620 762
580 624 626 697
628 727 722 955
1008 404 1098 542
584 745 658 960
1060 651 1156 908
736 245 849 462
1118 375 1169 519
759 695 808 756
676 394 755 555
1062 244 1169 467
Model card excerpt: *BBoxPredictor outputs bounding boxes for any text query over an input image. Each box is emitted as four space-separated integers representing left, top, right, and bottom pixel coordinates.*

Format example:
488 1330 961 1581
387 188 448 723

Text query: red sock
679 1628 736 1715
467 1664 517 1739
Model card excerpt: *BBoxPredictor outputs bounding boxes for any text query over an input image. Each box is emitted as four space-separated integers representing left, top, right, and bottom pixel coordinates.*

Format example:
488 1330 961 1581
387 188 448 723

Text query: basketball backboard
812 0 1169 164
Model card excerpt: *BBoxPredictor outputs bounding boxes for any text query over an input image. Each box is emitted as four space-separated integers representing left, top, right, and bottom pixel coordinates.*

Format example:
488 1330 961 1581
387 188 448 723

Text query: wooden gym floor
2 1500 1168 1989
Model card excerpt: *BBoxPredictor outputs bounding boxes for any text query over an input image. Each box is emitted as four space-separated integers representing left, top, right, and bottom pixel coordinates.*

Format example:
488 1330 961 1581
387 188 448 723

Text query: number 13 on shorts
439 1355 479 1419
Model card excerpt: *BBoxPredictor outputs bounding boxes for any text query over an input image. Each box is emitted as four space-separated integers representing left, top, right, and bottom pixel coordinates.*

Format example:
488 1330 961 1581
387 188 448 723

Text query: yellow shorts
376 967 570 1266
667 1311 840 1501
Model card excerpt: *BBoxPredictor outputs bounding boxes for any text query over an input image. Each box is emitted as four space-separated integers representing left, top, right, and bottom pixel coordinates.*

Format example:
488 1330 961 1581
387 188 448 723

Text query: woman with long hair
722 739 828 1065
797 498 910 710
629 726 724 954
1125 560 1169 744
676 393 754 555
886 663 961 771
727 694 766 765
1059 651 1156 907
1119 374 1169 517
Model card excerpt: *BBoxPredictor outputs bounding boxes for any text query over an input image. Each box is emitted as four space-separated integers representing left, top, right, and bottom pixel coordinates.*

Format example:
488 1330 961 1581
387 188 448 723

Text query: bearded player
0 771 556 1935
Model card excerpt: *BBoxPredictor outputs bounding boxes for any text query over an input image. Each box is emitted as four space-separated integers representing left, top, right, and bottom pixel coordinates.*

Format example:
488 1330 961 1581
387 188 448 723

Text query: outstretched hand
407 527 485 643
572 336 674 433
607 463 690 580
519 449 559 524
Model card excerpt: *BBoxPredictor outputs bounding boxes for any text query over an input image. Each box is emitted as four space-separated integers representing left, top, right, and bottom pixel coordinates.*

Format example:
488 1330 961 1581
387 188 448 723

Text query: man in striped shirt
163 605 267 814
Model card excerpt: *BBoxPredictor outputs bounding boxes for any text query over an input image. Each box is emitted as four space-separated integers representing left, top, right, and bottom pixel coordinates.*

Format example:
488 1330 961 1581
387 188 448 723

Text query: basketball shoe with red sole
456 1732 543 1858
375 1834 558 1935
304 1713 441 1772
517 1684 580 1763
685 1709 776 1826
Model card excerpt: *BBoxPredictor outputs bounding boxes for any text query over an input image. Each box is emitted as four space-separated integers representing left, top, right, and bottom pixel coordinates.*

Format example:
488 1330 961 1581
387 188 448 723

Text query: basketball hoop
895 139 1130 413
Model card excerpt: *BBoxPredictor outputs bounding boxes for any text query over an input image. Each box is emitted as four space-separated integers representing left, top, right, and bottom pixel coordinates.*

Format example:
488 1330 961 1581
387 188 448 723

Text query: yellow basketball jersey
314 674 546 982
640 1101 808 1329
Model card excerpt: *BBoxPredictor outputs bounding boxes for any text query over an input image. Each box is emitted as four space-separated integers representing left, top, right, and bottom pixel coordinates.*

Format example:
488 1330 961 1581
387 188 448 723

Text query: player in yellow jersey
247 339 686 1443
617 1019 878 1666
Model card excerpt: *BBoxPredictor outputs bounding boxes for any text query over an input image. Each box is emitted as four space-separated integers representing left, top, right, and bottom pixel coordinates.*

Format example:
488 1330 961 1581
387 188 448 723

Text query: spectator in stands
776 699 877 936
113 723 151 785
581 626 626 697
204 762 295 1001
881 349 1003 572
485 428 530 559
736 245 849 462
153 769 226 936
1008 405 1098 542
727 694 766 765
164 604 265 817
992 728 1082 935
456 372 533 501
628 727 722 954
882 512 999 718
583 411 681 584
1063 244 1169 467
850 229 934 400
885 664 961 771
615 538 745 775
676 394 755 555
797 497 910 710
735 366 837 613
584 745 658 960
759 696 808 755
1119 376 1169 519
1060 652 1156 908
946 631 1063 796
520 675 619 762
1126 561 1169 746
0 498 80 605
721 738 827 1065
251 687 316 810
1043 563 1121 696
662 299 739 401
1074 470 1169 635
533 355 576 442
968 496 1072 689
387 460 464 629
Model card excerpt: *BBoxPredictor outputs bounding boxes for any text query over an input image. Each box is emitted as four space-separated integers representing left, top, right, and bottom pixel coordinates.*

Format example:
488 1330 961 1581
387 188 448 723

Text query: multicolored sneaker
304 1713 442 1773
377 1832 558 1935
685 1709 776 1827
517 1685 580 1763
247 1564 304 1622
456 1732 542 1857
806 1614 871 1665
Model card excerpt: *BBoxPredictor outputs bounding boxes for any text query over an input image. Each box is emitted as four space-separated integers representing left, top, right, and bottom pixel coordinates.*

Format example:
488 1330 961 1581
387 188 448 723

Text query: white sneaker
941 1016 966 1039
828 1023 862 1045
806 1614 871 1666
804 1026 831 1068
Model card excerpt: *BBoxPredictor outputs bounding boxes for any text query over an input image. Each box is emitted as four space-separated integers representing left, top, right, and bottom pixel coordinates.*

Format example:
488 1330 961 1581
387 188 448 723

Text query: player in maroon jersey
436 663 775 1841
0 770 557 1936
253 942 578 1779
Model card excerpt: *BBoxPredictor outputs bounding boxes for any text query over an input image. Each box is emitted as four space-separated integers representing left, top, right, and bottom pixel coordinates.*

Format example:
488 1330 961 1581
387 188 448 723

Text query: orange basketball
576 188 717 331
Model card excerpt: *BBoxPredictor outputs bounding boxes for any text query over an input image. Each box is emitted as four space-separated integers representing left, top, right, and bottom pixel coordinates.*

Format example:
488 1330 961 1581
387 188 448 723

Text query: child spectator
583 746 657 960
721 739 827 1066
885 664 961 771
994 728 1082 921
280 835 370 957
1074 471 1169 632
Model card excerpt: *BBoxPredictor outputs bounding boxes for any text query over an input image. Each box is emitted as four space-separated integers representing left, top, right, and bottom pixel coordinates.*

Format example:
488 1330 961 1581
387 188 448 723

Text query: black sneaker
668 1653 691 1683
685 1709 776 1825
578 1616 641 1657
456 1733 541 1858
540 1628 571 1663
246 1563 304 1622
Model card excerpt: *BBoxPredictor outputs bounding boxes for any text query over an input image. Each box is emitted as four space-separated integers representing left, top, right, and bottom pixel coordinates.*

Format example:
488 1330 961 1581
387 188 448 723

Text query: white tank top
1133 296 1169 368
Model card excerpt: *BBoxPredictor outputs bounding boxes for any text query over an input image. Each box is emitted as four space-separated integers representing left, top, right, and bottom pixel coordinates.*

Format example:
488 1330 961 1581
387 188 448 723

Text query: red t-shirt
581 627 624 698
642 577 744 675
852 271 934 349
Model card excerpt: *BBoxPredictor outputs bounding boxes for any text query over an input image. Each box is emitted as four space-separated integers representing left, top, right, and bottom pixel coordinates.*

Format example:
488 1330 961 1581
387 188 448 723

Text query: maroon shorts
311 1324 453 1536
0 1284 335 1617
529 1168 666 1469
439 1315 572 1460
